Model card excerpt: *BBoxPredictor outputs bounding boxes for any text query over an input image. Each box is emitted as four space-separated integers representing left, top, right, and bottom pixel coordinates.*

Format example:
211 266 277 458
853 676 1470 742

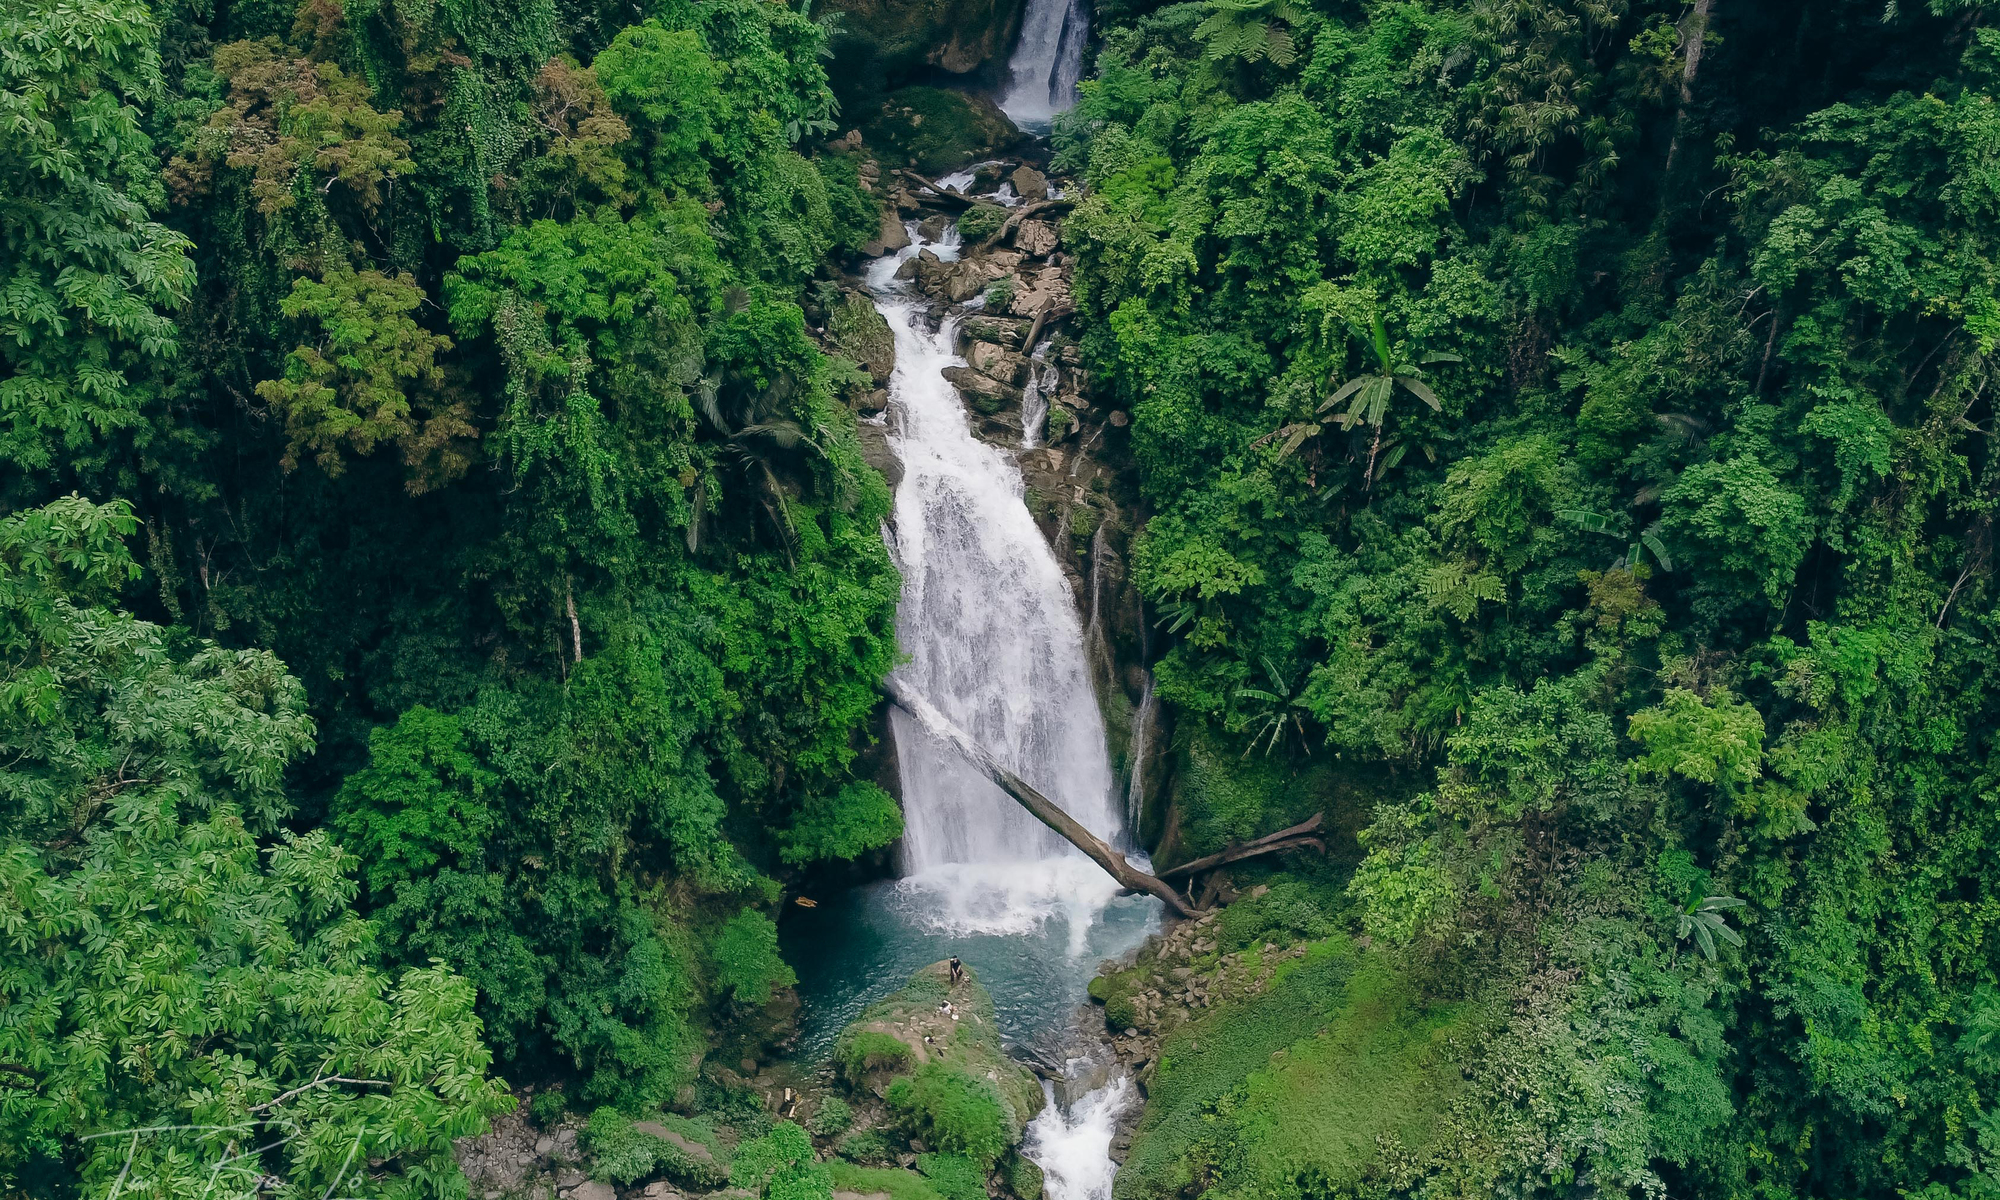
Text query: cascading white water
873 224 1131 951
1020 338 1056 448
1025 1073 1137 1200
1000 0 1090 127
1125 676 1155 829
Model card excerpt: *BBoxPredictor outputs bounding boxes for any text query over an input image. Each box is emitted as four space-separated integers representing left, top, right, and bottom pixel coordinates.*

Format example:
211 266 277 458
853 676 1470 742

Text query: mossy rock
956 202 1009 242
833 961 1045 1150
829 291 896 386
1005 1152 1046 1200
817 0 1025 76
864 87 1021 176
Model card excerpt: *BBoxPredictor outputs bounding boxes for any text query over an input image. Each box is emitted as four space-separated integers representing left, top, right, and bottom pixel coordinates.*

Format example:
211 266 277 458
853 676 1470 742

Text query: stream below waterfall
782 215 1153 1199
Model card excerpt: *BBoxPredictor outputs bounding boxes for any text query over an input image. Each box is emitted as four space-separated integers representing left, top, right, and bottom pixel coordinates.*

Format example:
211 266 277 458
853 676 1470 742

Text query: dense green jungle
10 0 2000 1197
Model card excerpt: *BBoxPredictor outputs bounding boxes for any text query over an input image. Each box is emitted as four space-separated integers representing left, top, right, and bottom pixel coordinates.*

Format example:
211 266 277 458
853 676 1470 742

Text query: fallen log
900 171 977 209
1158 813 1327 880
1022 302 1073 353
979 196 1076 254
883 677 1197 918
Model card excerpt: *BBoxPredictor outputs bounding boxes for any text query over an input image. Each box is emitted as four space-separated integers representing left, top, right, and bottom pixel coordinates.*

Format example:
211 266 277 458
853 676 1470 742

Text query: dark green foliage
4 0 903 1140
886 1065 1011 1169
914 1152 987 1200
0 499 508 1197
1062 2 2000 1196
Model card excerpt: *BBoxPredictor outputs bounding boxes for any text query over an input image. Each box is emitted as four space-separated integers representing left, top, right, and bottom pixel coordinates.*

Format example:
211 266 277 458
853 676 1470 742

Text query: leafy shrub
916 1152 987 1200
529 1088 568 1126
885 1064 1010 1168
808 1094 854 1137
710 909 797 1006
842 1030 917 1084
585 1108 730 1187
956 203 1008 241
734 1121 829 1200
1216 875 1345 953
837 1126 892 1163
779 781 904 864
983 276 1017 311
1046 404 1074 441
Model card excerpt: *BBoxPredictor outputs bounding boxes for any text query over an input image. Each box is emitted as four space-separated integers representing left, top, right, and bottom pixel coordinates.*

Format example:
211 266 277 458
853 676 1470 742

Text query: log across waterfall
885 677 1196 918
869 218 1156 947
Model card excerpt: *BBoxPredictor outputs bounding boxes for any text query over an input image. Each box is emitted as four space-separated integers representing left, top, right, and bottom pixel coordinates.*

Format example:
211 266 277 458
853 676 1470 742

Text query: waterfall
1000 0 1090 128
1125 676 1155 830
1025 1071 1136 1200
1020 339 1056 449
872 223 1131 949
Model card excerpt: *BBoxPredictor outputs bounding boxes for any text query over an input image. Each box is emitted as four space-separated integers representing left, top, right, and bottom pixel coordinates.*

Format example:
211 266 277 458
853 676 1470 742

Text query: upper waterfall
999 0 1089 127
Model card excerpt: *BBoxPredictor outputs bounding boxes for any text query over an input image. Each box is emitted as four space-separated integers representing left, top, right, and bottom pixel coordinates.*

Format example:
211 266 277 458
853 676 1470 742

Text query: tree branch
1158 814 1327 880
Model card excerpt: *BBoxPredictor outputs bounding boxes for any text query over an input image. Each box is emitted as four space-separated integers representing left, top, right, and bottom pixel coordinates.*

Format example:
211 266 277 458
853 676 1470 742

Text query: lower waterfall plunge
867 225 1149 1200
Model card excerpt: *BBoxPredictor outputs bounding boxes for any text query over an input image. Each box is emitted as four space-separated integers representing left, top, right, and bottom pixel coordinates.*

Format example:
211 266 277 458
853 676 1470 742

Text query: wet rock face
818 0 1028 76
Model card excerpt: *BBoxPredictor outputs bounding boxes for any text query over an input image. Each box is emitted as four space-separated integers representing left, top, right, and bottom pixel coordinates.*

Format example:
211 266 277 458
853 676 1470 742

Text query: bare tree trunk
883 677 1197 917
1662 0 1715 182
566 581 583 664
1158 814 1327 880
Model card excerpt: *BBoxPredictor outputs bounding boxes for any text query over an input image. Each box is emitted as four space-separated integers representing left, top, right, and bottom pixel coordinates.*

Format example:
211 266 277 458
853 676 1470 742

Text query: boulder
965 340 1031 386
827 292 896 387
857 418 902 489
1016 219 1059 258
860 209 910 257
560 1184 615 1200
864 87 1023 176
942 366 1022 414
959 314 1030 348
1009 164 1049 202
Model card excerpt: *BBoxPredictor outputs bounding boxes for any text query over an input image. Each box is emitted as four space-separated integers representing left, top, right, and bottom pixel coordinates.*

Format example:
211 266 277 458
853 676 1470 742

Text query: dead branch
1158 814 1327 880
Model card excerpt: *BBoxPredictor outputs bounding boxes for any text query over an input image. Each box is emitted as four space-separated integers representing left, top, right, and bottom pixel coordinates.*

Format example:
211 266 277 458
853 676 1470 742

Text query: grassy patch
916 1152 988 1200
1114 940 1466 1199
826 1162 949 1200
888 1064 1009 1167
